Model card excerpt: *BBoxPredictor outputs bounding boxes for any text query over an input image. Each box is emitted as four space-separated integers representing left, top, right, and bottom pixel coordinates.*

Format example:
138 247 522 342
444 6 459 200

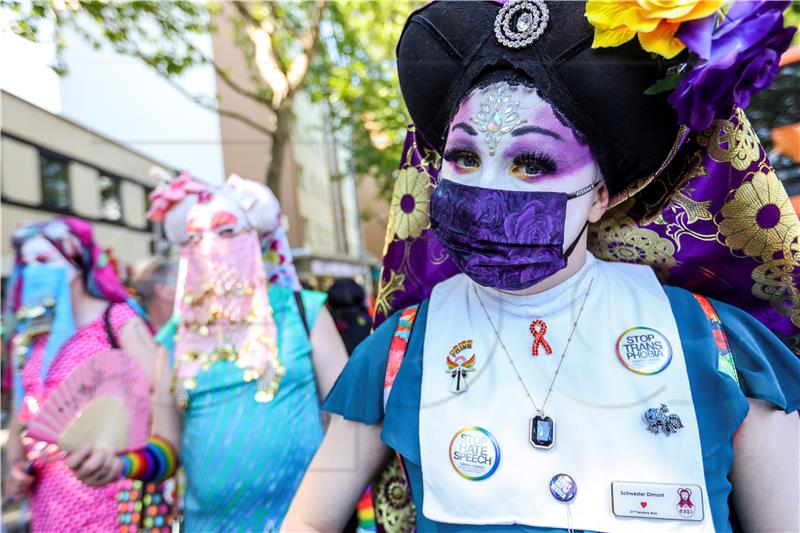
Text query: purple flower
502 197 561 244
670 0 796 131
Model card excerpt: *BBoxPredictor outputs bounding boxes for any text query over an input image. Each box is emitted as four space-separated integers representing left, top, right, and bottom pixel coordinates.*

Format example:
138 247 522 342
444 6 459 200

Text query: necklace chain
473 275 595 415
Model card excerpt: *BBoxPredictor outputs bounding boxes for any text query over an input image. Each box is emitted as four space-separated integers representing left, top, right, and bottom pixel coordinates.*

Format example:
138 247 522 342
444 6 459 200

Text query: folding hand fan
26 349 151 453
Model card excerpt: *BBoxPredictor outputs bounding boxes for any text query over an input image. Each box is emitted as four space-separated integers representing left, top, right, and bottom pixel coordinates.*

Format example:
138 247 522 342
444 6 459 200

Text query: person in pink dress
4 217 160 532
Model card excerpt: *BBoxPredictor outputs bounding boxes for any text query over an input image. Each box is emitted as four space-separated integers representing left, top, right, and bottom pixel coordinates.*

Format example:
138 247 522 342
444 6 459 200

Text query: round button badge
549 473 577 502
449 426 501 481
616 327 673 374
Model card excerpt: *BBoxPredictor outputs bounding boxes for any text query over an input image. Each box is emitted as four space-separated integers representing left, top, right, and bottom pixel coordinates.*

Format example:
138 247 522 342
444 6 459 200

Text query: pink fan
26 349 151 453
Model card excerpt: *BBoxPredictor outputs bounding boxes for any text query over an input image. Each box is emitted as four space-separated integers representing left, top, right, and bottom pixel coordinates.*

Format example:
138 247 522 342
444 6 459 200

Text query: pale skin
282 83 800 532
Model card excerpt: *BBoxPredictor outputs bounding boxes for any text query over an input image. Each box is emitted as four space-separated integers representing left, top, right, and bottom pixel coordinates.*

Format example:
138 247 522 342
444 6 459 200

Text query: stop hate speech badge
616 327 673 375
449 426 500 481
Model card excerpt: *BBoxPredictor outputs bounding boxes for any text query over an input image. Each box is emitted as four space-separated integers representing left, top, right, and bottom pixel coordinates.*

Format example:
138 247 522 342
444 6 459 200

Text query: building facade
1 91 163 278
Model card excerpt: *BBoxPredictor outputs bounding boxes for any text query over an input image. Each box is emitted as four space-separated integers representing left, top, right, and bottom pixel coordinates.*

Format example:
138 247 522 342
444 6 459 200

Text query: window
99 175 122 221
40 154 70 209
302 216 311 244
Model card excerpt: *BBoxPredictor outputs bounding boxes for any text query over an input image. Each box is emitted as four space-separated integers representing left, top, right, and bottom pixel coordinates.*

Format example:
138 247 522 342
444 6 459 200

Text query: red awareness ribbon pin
530 320 553 356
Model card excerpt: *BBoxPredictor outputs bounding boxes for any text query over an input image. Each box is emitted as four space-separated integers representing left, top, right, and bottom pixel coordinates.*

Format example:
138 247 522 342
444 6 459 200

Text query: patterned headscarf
260 220 302 291
9 217 135 305
5 217 145 404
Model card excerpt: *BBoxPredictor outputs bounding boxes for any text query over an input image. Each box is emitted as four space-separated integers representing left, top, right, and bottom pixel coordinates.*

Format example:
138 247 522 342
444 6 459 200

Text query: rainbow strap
121 436 178 483
692 293 739 384
383 304 419 409
356 486 376 532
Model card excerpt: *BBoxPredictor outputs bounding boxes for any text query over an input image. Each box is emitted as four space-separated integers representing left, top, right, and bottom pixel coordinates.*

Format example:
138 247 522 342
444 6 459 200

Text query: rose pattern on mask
430 178 568 290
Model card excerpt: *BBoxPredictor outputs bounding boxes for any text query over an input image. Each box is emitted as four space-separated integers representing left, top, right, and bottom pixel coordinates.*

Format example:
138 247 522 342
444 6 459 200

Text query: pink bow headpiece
148 173 209 221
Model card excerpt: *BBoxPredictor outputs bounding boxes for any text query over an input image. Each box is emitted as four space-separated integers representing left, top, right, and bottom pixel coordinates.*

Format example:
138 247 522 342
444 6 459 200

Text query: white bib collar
418 257 712 532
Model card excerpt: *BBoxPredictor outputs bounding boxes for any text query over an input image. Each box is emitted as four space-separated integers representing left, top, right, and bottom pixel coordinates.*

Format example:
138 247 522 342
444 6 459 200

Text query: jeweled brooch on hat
494 0 549 49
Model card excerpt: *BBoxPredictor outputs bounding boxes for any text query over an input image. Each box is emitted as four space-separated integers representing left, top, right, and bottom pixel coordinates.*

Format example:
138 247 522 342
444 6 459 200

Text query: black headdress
396 0 683 197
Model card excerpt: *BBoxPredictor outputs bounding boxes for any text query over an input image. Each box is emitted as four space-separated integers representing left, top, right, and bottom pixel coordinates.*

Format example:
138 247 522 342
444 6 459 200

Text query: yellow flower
718 169 800 261
586 0 724 59
388 167 432 240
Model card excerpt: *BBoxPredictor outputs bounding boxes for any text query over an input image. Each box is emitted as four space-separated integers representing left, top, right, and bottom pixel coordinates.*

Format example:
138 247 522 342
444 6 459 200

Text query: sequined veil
368 106 800 531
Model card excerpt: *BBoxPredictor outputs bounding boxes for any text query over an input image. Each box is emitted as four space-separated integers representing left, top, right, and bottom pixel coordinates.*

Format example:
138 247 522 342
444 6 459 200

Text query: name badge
612 481 704 521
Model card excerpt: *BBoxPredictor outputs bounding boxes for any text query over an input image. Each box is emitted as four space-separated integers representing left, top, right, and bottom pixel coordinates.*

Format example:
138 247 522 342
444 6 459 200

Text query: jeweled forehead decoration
494 0 549 49
470 84 527 156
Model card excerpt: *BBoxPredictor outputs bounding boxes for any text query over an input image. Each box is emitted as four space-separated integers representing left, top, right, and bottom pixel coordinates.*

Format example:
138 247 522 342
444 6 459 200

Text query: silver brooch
643 404 684 436
494 0 549 49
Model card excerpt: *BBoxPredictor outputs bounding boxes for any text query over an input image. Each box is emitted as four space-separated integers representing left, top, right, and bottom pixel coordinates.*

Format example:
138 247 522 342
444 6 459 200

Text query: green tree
3 0 416 199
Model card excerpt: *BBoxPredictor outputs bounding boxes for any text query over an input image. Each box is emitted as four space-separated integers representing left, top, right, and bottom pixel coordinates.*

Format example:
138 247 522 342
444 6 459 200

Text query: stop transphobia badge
616 327 673 375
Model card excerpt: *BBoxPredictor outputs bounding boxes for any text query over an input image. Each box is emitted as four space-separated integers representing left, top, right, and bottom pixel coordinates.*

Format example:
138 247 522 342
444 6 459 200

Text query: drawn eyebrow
451 122 478 136
510 125 562 141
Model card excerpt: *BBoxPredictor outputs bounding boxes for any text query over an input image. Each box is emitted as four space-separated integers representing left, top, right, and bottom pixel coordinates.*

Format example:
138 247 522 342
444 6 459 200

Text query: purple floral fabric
671 0 795 131
430 178 568 291
590 107 799 351
373 131 459 327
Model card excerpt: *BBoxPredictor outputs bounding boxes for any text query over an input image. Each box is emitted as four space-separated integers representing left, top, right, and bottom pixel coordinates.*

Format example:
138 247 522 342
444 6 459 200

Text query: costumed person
2 217 173 533
283 1 800 532
118 257 181 533
132 257 179 331
328 279 374 355
132 172 348 532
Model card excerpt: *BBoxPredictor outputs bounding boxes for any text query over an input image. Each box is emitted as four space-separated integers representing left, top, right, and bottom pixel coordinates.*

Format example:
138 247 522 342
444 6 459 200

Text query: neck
70 279 110 327
501 235 589 296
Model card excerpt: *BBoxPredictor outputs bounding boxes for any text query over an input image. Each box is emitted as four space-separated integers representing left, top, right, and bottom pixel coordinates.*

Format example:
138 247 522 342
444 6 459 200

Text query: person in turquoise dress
143 172 348 532
283 2 800 532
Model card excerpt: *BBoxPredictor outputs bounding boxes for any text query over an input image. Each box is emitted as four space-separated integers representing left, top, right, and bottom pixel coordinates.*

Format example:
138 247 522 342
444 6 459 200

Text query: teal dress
165 286 327 532
323 286 800 532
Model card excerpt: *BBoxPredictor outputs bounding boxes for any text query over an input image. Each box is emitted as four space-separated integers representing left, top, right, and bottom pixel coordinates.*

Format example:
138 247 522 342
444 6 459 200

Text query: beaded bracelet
120 436 178 483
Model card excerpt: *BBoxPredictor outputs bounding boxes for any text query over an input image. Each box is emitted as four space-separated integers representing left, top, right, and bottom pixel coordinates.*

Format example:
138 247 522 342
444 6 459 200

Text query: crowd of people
3 1 800 533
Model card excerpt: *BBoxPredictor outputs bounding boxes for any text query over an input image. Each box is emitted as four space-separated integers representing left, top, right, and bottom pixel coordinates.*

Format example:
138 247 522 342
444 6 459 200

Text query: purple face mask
430 178 601 291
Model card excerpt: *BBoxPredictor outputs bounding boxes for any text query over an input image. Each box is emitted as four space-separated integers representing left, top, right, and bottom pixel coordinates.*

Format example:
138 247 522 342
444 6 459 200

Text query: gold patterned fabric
589 108 799 350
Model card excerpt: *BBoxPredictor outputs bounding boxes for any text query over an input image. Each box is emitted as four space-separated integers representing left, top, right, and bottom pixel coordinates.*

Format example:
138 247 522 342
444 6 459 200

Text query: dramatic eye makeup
442 146 481 173
509 151 558 180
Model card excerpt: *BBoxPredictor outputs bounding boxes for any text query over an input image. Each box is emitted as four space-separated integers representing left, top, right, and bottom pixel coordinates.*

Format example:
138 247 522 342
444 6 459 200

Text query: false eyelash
513 152 558 174
442 147 478 162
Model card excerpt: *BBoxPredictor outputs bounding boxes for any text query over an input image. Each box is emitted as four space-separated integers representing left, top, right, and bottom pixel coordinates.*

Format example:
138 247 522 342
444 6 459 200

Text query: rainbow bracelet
121 436 178 483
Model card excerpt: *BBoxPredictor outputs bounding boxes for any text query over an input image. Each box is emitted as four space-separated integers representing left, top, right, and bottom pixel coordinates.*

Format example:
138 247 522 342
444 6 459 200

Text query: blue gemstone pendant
529 414 555 449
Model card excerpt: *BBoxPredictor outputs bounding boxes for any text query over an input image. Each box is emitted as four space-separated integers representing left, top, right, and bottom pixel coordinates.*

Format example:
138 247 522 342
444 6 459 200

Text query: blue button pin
549 473 577 502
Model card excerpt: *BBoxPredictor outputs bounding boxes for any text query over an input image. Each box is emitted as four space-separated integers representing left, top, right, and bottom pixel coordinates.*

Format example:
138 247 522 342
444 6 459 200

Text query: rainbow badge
446 340 476 394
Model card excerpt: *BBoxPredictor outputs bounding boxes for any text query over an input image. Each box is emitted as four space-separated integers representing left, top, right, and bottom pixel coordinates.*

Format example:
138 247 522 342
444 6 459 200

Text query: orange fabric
771 123 800 163
780 45 800 67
